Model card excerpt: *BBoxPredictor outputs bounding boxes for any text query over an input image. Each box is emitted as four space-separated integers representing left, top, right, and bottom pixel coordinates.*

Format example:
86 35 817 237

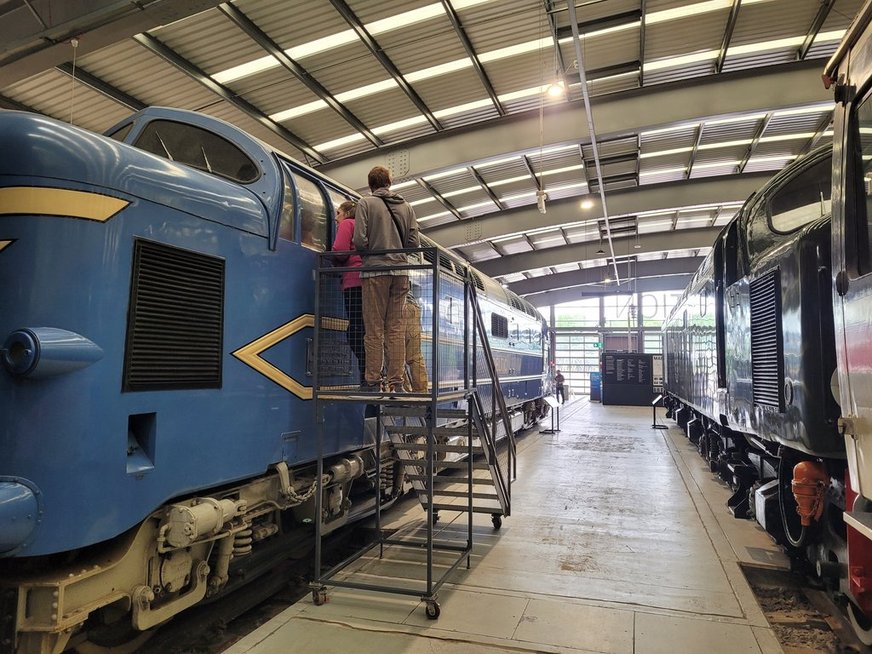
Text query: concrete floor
225 400 789 654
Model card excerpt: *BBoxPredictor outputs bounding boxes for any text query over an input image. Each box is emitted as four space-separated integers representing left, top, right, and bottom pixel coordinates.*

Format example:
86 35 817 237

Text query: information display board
601 351 657 406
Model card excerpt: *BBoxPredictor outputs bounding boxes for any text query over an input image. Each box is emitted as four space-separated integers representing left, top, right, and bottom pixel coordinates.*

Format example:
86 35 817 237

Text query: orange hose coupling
792 461 829 527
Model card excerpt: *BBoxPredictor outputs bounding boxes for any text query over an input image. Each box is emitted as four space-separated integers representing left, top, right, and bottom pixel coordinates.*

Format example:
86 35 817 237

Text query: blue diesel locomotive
0 107 548 654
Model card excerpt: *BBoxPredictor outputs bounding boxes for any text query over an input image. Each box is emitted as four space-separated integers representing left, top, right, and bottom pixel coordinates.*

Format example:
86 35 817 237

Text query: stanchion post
651 394 668 430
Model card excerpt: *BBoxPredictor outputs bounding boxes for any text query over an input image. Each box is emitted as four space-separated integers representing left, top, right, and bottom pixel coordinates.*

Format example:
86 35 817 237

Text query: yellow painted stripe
0 240 11 252
232 314 348 400
0 187 128 222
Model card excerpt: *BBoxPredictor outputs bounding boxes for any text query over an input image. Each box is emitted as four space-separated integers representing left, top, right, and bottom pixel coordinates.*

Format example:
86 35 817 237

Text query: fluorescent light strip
443 185 486 198
410 197 437 207
391 180 418 190
640 166 687 177
457 200 497 212
215 1 497 84
417 211 452 223
644 30 845 74
424 167 470 181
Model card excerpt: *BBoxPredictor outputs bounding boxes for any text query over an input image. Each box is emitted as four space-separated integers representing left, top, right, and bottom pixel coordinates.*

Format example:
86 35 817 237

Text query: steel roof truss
217 2 382 147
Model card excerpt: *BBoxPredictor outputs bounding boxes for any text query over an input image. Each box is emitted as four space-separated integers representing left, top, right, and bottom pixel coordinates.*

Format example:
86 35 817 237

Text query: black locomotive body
663 146 848 596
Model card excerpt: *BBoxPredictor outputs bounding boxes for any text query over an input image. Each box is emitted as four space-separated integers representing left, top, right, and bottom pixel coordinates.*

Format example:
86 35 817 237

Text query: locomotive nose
0 481 39 554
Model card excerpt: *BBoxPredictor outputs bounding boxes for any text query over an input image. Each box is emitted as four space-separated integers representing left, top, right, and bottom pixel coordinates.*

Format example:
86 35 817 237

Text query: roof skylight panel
417 210 453 224
643 29 845 76
213 0 496 84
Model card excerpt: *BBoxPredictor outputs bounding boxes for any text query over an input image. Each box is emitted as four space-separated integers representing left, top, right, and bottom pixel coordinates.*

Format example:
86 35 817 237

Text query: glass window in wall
553 298 600 327
603 294 637 328
293 173 328 251
641 291 683 327
553 330 601 396
643 331 663 354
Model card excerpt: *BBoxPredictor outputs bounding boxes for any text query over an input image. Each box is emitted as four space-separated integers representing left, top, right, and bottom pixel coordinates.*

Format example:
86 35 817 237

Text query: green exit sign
593 342 602 349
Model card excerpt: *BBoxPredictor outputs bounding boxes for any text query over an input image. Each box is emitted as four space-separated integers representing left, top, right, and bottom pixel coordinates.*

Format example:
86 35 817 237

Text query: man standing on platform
555 370 566 404
353 166 419 394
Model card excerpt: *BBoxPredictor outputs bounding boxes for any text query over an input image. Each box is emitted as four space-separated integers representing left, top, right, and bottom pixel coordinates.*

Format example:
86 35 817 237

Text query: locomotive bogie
5 450 372 654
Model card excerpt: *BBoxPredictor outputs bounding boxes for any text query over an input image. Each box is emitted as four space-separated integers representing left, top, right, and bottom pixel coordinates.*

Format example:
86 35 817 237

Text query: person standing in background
353 166 419 394
555 370 566 404
331 200 366 383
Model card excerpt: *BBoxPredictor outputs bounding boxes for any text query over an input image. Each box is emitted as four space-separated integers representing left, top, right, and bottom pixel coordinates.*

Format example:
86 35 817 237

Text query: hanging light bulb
546 79 565 98
580 198 595 210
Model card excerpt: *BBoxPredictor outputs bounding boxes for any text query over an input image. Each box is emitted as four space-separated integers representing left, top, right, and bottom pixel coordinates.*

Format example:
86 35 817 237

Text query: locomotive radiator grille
749 269 784 410
123 239 225 391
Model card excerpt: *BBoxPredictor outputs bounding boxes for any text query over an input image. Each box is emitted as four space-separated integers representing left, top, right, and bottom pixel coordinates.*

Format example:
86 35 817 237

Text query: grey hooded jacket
353 187 420 274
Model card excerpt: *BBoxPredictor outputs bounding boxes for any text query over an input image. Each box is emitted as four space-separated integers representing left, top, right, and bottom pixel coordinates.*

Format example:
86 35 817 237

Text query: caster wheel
491 514 503 530
312 589 328 606
425 601 441 619
431 511 440 525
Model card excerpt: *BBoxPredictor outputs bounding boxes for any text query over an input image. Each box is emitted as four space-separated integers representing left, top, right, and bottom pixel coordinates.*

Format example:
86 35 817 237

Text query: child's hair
338 200 357 217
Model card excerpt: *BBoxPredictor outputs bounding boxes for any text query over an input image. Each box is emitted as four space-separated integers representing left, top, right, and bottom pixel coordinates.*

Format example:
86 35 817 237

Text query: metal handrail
466 275 515 514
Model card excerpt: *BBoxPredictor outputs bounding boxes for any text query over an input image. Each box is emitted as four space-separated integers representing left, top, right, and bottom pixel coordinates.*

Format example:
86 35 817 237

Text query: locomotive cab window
851 92 872 276
767 155 831 234
327 188 351 244
134 120 259 183
278 171 296 241
292 173 328 252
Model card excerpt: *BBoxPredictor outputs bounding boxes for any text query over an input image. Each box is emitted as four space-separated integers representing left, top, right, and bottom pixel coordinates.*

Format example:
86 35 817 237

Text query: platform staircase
311 251 519 618
382 393 509 529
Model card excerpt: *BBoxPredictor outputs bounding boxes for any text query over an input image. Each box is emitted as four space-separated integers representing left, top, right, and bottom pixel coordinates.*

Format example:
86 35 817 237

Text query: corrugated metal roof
4 68 129 133
644 9 728 62
729 0 819 48
150 7 262 75
462 0 546 53
350 0 436 24
0 0 855 292
558 24 641 73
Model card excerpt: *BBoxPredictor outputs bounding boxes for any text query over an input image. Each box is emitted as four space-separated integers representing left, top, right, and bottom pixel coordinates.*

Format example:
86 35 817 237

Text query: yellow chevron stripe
0 187 128 222
0 240 11 252
232 314 348 400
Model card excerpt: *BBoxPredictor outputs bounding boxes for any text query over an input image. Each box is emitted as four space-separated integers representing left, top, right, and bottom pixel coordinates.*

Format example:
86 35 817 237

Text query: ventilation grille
124 240 225 391
470 270 485 291
750 269 783 410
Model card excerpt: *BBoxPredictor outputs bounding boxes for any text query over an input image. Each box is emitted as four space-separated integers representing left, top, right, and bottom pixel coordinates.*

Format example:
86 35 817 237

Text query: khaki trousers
403 300 429 392
362 275 409 385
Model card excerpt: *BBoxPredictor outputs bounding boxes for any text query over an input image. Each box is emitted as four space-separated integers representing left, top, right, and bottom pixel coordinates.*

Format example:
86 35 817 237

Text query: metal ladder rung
435 461 491 470
428 490 500 499
420 502 504 514
432 409 468 418
392 443 481 454
385 425 469 436
381 407 468 419
399 460 491 470
406 475 493 485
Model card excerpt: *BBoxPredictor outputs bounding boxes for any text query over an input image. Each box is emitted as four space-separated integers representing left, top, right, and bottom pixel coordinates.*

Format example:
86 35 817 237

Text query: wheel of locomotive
425 601 441 619
75 608 158 653
697 428 709 459
491 514 503 530
848 601 872 646
74 630 154 654
777 454 810 549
